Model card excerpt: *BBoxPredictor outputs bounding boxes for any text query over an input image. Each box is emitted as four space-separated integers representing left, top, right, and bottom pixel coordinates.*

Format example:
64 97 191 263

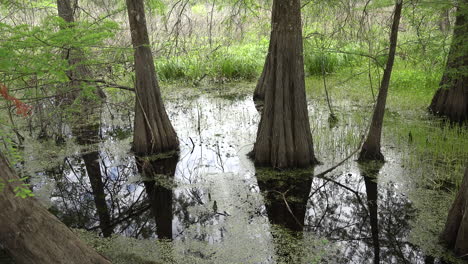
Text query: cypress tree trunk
126 0 179 155
429 1 468 125
56 0 106 100
440 167 468 259
0 153 111 264
252 0 317 168
359 0 403 161
58 0 112 237
253 48 270 103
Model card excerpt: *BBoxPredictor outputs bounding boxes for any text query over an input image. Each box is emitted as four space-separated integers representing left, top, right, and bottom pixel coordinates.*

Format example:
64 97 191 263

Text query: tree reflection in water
307 161 422 263
256 169 313 263
30 97 453 263
137 155 179 240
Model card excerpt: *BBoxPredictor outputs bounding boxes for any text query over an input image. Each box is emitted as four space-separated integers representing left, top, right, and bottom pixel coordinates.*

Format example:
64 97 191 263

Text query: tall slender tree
57 0 106 100
126 0 179 156
251 0 317 168
57 0 113 237
359 0 403 161
429 1 467 124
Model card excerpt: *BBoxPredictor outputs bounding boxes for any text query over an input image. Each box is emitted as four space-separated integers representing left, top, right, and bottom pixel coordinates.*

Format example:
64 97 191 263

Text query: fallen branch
73 79 135 92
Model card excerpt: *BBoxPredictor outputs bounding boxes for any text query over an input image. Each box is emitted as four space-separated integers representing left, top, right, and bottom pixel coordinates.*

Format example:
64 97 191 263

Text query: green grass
155 41 268 83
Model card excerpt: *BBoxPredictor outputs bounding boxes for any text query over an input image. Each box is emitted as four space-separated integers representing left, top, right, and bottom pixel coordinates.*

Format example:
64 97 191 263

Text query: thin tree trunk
429 1 467 124
359 0 403 161
57 0 112 237
56 0 106 100
126 0 179 155
0 153 111 264
251 0 317 168
440 167 468 259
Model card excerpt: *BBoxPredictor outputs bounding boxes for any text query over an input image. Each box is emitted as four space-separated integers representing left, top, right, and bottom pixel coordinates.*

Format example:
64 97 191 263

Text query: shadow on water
25 95 463 263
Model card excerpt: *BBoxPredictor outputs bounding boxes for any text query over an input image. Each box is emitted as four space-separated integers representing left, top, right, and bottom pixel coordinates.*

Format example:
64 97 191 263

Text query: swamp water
7 94 463 263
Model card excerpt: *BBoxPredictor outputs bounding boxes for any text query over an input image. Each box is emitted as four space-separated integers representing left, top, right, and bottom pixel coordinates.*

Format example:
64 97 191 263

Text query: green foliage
0 17 118 85
155 40 267 82
146 0 166 15
0 177 34 198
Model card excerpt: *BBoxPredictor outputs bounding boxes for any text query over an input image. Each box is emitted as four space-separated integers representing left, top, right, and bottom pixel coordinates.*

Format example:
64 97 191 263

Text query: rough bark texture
0 153 111 264
252 0 317 169
359 0 402 161
126 0 179 155
440 167 468 259
138 156 178 240
429 2 468 125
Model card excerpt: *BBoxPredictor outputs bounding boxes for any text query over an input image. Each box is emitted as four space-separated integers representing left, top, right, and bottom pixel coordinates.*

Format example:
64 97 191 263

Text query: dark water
24 95 452 263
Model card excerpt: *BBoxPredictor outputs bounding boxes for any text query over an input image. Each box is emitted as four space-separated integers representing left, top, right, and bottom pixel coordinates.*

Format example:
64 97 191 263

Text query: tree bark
251 0 317 169
0 153 111 264
56 0 106 100
126 0 179 155
57 0 112 237
429 1 468 125
440 167 468 259
359 0 403 161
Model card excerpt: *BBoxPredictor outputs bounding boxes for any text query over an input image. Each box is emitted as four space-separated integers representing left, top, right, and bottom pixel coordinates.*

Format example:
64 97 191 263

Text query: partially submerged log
0 153 111 264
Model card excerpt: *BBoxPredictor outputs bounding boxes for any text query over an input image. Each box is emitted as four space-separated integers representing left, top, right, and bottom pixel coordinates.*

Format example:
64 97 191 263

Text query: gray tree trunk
0 153 111 264
252 0 317 168
429 1 467 125
126 0 179 155
58 0 112 237
440 167 468 259
56 0 106 100
359 0 403 161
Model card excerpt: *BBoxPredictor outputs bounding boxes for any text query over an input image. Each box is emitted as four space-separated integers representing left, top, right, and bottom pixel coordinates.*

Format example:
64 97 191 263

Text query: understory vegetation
0 0 467 263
